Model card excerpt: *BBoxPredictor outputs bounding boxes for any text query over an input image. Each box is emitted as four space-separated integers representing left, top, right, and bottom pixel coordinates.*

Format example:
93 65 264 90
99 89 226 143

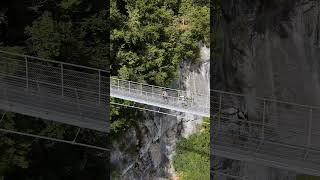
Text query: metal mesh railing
110 78 210 117
0 50 109 132
211 89 320 175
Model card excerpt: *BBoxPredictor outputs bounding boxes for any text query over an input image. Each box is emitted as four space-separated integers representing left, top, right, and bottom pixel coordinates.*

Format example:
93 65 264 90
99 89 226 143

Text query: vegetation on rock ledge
173 117 210 180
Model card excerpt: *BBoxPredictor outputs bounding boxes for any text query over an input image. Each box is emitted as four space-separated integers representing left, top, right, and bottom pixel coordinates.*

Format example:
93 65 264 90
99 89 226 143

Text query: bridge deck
0 51 109 132
110 78 210 117
211 89 320 176
2 51 320 175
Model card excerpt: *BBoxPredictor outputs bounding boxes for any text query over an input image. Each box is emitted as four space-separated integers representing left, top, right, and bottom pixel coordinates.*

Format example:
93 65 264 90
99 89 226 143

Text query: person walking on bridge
161 89 168 103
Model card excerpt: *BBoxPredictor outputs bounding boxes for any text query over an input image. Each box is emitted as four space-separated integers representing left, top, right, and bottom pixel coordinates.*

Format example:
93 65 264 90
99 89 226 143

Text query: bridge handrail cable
0 72 109 99
211 89 320 110
111 77 210 99
0 50 109 73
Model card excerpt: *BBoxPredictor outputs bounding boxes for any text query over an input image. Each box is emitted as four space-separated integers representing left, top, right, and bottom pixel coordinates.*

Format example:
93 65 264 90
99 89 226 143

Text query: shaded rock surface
212 0 320 179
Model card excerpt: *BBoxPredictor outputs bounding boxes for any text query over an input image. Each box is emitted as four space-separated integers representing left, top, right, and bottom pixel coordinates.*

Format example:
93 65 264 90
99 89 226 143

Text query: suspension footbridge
0 50 209 134
110 78 210 117
1 51 320 176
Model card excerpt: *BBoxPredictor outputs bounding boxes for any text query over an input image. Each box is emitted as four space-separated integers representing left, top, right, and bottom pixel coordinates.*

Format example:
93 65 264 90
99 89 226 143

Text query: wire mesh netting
110 78 210 117
0 51 109 132
211 89 320 176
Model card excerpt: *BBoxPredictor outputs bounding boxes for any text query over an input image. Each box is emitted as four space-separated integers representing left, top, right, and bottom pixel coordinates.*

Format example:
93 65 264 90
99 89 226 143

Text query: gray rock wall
212 0 320 179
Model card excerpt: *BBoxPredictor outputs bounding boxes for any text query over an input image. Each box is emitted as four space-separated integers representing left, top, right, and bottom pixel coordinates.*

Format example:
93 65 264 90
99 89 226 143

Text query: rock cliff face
110 45 210 179
213 0 320 104
212 0 320 179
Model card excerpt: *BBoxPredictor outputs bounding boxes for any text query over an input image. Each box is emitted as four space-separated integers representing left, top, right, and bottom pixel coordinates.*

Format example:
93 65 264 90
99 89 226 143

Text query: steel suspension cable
0 127 110 151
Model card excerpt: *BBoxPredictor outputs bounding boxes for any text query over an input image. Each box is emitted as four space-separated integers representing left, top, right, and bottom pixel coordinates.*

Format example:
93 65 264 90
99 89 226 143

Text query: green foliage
0 46 25 54
109 0 209 136
0 2 109 179
111 170 121 179
110 97 144 137
25 11 74 59
110 0 209 86
108 0 211 148
0 113 32 174
25 8 108 68
179 0 210 45
60 0 81 9
173 118 210 180
78 10 109 69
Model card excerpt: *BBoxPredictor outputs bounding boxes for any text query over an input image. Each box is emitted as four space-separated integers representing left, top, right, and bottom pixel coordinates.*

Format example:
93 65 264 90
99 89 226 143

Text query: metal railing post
152 86 154 98
262 99 266 141
129 81 131 93
218 92 222 130
36 81 40 91
61 63 64 96
141 83 143 95
25 57 29 89
256 99 266 153
4 87 8 107
75 88 82 118
304 107 313 160
98 70 101 105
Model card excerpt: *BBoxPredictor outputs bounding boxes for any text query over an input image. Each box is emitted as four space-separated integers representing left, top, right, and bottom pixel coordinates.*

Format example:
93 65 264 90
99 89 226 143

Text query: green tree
25 8 108 68
109 0 209 138
173 117 210 180
0 113 32 175
0 1 109 179
110 0 209 86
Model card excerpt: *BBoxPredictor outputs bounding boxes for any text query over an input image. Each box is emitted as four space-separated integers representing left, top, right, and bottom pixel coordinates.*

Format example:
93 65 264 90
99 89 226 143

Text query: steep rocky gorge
212 0 320 179
110 44 210 179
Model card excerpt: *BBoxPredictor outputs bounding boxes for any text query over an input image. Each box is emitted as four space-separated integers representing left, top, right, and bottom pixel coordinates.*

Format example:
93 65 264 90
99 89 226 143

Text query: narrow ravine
169 43 210 179
110 44 210 180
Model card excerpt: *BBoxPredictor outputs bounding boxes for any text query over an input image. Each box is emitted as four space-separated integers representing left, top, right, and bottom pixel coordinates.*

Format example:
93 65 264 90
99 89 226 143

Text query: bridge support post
61 63 64 97
98 70 101 105
256 99 266 153
141 84 143 95
117 78 119 90
304 108 313 160
129 81 131 93
152 86 154 98
75 88 83 119
218 92 222 130
36 81 40 91
262 99 266 139
25 57 29 90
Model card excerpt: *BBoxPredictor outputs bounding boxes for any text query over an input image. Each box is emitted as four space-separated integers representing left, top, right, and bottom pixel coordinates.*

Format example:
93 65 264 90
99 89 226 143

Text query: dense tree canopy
24 2 109 69
110 0 209 86
110 0 209 136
